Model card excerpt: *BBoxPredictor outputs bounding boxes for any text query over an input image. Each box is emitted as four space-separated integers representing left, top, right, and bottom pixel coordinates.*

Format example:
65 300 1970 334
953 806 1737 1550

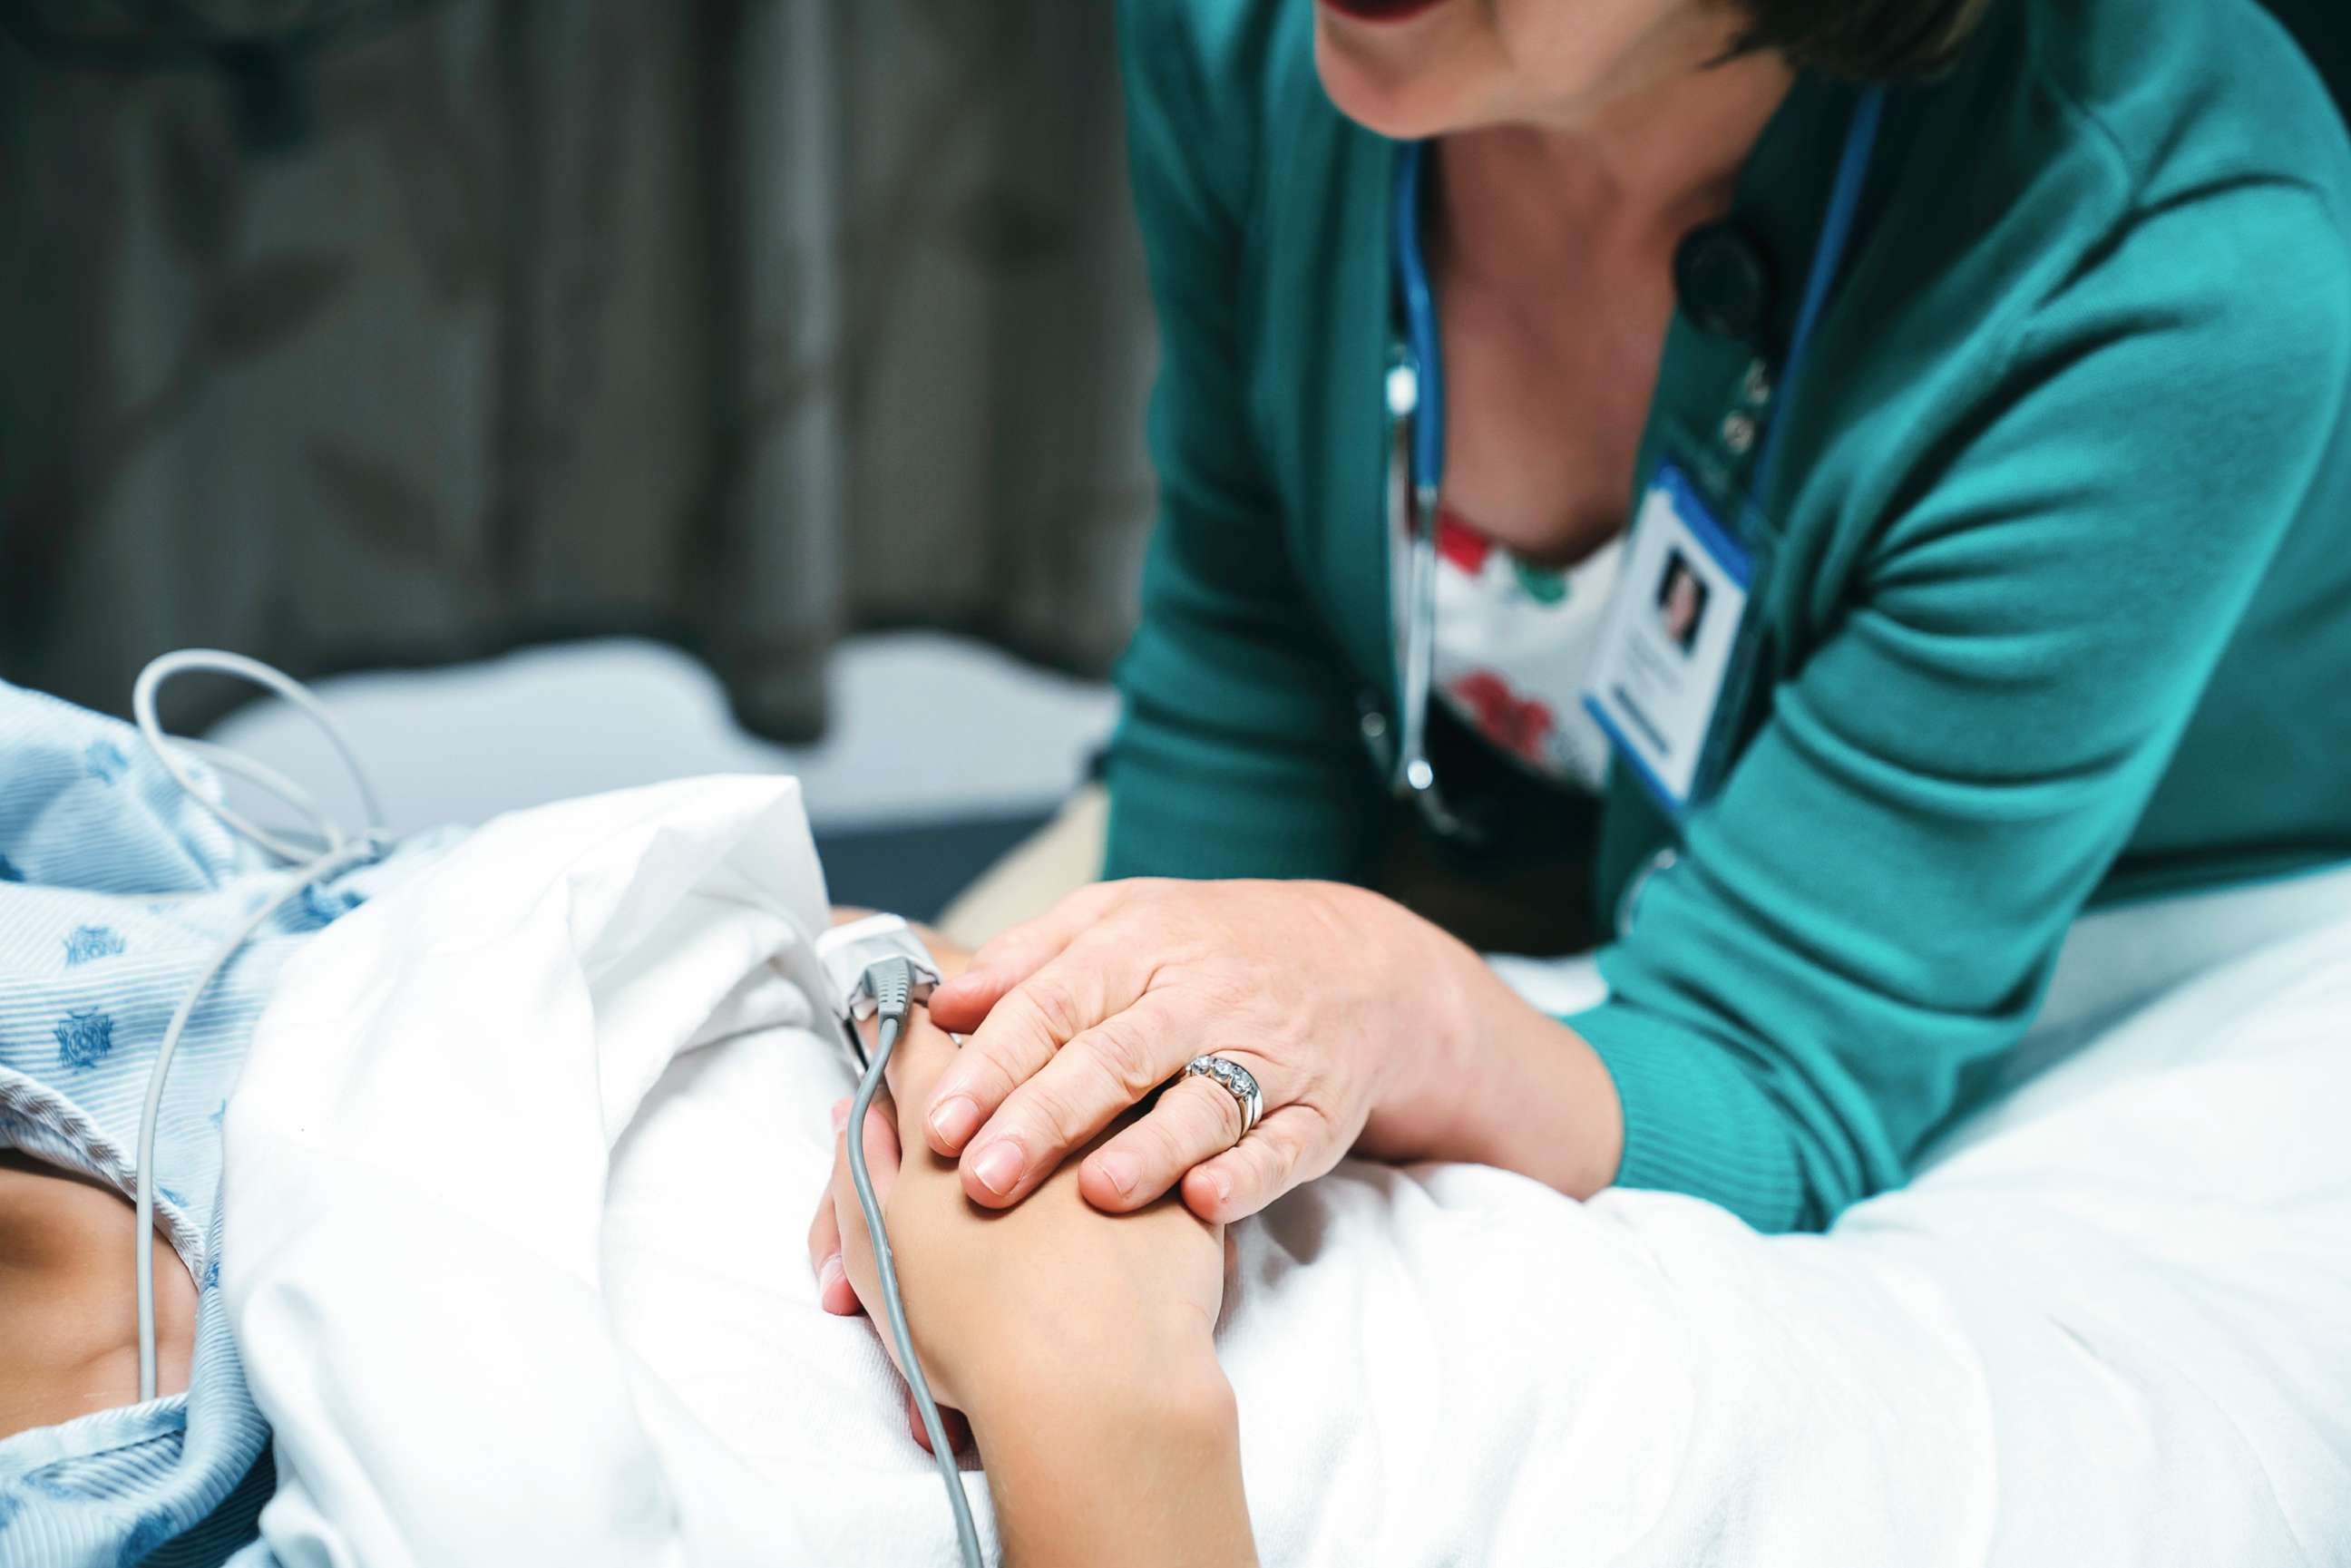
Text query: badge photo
1582 463 1754 813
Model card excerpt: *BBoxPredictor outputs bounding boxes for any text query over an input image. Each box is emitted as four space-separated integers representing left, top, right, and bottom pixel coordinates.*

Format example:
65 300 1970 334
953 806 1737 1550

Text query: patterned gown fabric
0 679 453 1567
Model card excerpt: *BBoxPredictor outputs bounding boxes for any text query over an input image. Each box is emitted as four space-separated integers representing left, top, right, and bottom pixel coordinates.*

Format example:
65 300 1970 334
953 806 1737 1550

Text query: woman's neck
1440 47 1794 280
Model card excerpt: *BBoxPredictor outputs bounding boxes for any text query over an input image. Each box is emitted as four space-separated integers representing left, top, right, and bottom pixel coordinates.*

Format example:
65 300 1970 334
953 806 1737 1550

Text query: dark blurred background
0 0 1156 913
4 2 2346 916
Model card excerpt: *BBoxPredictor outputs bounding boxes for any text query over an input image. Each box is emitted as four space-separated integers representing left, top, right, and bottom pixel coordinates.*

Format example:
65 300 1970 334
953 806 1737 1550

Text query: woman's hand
915 879 1499 1223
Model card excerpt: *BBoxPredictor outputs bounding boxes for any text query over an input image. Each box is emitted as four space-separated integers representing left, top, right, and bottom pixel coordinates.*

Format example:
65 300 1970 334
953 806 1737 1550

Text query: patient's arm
822 1008 1255 1568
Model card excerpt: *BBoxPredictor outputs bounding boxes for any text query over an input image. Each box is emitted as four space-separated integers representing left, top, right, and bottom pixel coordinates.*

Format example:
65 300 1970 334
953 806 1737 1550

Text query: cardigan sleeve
1573 180 2351 1232
1101 0 1387 884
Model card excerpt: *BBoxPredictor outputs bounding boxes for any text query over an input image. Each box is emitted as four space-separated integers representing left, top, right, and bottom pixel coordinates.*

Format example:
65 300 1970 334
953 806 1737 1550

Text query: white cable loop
133 648 384 864
127 651 390 1401
153 735 345 856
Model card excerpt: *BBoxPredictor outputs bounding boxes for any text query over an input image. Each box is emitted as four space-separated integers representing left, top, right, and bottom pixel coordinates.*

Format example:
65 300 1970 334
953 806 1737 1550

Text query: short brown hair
1734 0 1995 79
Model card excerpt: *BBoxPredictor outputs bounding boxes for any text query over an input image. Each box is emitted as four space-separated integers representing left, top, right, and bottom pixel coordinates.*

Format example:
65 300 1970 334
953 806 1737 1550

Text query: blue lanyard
1391 84 1887 501
1391 134 1447 503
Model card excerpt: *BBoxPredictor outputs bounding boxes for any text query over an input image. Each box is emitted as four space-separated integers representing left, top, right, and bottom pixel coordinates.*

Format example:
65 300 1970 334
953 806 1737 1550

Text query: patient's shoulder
0 1152 196 1438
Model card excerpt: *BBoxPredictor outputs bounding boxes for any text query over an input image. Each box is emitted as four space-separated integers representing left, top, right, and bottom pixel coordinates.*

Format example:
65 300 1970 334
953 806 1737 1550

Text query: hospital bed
5 652 2348 1565
220 769 2351 1566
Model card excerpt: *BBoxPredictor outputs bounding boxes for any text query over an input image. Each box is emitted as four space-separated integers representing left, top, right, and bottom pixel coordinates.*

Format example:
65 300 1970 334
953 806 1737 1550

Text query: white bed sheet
221 778 2351 1566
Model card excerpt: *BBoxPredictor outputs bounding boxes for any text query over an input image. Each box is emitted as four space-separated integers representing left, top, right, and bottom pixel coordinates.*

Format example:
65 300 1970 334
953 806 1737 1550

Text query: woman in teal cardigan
900 0 2351 1250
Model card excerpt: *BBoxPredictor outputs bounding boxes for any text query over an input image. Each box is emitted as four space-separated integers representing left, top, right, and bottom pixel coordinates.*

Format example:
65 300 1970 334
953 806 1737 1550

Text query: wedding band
1182 1054 1263 1142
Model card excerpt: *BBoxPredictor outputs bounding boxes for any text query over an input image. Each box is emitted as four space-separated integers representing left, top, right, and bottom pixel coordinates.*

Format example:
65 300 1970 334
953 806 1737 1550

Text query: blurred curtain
0 0 1156 739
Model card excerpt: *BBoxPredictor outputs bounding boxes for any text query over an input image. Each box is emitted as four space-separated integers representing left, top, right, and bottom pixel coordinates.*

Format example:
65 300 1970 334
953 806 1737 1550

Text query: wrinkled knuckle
1085 1018 1160 1100
1024 1079 1091 1144
1022 979 1086 1044
1136 1112 1192 1169
980 999 1052 1071
953 1042 1017 1105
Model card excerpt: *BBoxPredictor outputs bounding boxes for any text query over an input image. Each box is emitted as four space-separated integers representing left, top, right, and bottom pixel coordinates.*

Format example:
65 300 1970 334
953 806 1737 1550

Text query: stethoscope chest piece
1673 220 1778 345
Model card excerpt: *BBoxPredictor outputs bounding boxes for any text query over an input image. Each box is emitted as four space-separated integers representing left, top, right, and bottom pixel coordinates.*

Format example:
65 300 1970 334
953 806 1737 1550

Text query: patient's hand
815 1007 1254 1566
820 1004 1226 1417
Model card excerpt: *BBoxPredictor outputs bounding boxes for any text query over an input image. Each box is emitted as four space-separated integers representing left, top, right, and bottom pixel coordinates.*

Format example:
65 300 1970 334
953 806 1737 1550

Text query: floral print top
1429 507 1621 794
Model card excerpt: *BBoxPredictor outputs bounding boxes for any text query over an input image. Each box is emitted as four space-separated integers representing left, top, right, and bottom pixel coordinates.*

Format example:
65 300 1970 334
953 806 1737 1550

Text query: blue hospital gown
0 680 454 1567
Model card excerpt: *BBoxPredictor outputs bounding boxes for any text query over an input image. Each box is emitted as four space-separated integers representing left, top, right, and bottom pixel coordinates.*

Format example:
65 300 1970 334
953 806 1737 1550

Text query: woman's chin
1312 2 1486 141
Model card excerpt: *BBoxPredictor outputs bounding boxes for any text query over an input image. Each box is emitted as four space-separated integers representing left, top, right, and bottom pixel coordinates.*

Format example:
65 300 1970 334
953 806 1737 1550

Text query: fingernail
929 1094 980 1149
817 1253 845 1300
971 1139 1023 1198
1094 1151 1138 1198
830 1100 850 1133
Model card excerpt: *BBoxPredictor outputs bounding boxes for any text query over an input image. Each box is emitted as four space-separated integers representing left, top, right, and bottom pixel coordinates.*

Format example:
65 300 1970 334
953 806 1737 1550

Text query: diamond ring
1181 1054 1263 1143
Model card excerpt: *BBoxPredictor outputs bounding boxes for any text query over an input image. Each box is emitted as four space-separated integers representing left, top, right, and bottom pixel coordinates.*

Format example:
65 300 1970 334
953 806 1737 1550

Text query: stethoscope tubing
1380 86 1887 832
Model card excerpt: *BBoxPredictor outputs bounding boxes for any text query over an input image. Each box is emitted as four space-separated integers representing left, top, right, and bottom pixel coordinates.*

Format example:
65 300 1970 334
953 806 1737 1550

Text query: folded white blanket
222 779 2351 1566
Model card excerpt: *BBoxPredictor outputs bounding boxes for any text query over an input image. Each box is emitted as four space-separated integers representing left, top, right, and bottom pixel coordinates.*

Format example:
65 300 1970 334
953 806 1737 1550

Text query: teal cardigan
1104 0 2351 1232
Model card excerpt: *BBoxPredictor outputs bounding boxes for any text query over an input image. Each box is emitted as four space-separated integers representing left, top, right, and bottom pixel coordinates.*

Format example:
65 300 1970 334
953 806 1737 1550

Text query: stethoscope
1369 86 1888 842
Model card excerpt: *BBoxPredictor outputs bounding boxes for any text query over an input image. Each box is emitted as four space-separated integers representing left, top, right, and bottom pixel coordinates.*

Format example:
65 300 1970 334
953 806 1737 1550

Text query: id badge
1581 461 1759 816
